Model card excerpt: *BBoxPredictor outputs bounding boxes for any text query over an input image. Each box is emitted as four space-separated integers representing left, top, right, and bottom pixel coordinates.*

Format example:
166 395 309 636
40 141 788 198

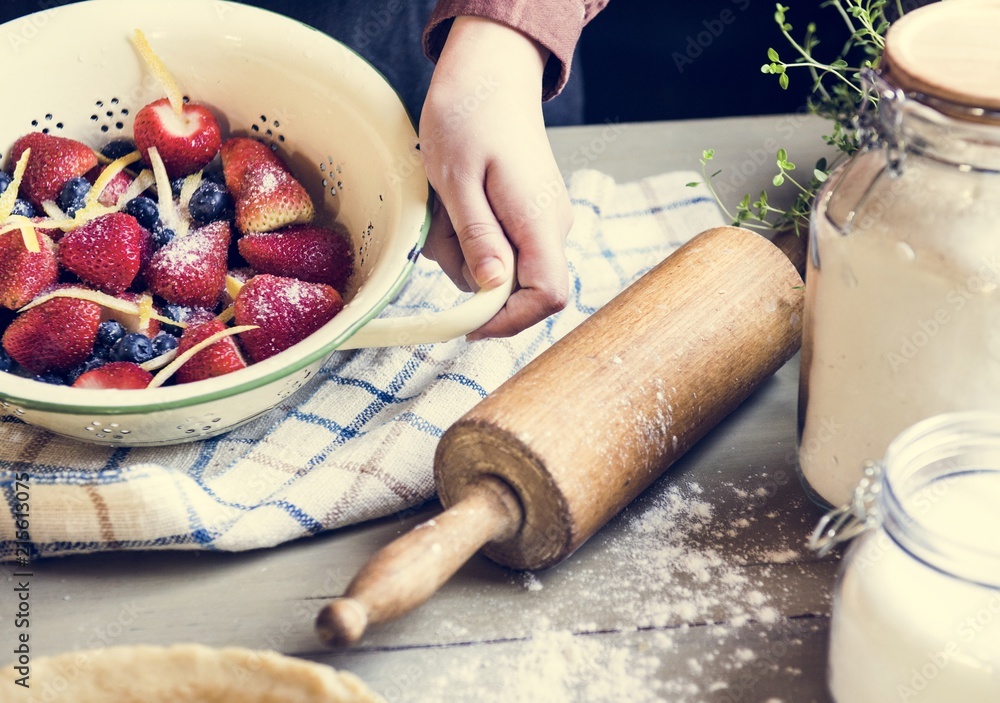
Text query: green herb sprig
694 0 899 234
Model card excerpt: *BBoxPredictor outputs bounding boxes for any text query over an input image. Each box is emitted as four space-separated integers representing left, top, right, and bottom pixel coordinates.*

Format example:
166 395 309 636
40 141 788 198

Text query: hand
419 16 572 340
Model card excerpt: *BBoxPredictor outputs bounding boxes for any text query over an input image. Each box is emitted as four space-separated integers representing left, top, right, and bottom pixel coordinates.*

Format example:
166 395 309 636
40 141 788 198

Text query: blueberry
58 176 91 216
151 332 179 356
123 196 159 231
170 176 187 199
100 139 138 161
160 304 193 333
152 223 175 250
203 168 226 186
34 372 66 386
11 199 34 218
0 348 12 373
161 303 190 324
111 333 154 364
95 320 126 350
0 171 11 195
188 181 233 225
66 356 106 384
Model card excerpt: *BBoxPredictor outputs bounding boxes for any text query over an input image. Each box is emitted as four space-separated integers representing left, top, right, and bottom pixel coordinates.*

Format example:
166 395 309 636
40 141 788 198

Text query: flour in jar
828 471 1000 703
799 159 1000 506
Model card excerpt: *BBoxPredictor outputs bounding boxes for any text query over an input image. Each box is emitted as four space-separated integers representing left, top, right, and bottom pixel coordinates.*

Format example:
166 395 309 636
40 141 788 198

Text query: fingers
423 196 471 292
424 169 517 297
467 164 572 340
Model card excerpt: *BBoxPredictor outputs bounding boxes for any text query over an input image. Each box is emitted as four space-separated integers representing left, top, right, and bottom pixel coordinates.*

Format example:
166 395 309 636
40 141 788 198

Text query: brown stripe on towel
16 431 52 465
85 485 119 547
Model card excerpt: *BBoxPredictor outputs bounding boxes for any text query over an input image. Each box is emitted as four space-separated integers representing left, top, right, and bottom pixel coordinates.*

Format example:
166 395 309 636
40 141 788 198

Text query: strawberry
0 230 58 309
94 165 133 207
238 223 354 293
219 137 284 192
220 138 313 233
133 98 222 179
2 296 102 373
72 361 152 389
235 163 315 233
8 132 98 206
174 318 248 384
58 212 149 295
145 220 231 307
234 274 343 362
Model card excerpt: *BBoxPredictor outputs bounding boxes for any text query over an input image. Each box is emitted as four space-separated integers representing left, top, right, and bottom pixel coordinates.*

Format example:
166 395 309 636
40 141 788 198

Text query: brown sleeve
423 0 610 101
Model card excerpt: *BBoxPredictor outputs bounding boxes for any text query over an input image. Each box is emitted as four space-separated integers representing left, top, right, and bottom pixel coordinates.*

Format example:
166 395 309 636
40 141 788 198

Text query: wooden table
7 114 840 702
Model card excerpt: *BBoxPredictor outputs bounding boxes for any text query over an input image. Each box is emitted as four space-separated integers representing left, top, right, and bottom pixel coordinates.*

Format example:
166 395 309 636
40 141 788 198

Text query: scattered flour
522 572 543 592
403 478 814 702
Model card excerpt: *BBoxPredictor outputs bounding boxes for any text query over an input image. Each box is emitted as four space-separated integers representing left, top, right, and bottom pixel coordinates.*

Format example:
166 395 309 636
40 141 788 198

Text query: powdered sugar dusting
258 169 279 194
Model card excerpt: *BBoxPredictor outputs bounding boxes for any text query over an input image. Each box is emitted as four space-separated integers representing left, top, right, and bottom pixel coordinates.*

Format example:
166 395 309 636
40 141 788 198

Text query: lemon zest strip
17 287 184 328
147 324 257 389
147 147 180 231
0 216 40 253
225 275 245 302
137 294 154 333
130 29 185 116
85 151 142 210
118 169 156 208
0 148 30 222
215 305 235 324
140 348 178 372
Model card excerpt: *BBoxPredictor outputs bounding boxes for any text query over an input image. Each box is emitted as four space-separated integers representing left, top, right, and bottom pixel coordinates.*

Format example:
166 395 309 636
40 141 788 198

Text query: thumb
435 178 514 290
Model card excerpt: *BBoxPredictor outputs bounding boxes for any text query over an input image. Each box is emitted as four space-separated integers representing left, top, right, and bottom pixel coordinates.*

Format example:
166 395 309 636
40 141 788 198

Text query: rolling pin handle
316 597 369 647
316 476 522 647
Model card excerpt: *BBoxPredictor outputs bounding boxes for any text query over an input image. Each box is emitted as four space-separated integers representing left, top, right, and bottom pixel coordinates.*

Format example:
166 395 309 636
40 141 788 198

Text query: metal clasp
857 68 908 176
808 461 884 557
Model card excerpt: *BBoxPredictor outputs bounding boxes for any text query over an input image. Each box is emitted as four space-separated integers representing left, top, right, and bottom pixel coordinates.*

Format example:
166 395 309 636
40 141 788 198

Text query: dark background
0 0 862 124
578 0 830 123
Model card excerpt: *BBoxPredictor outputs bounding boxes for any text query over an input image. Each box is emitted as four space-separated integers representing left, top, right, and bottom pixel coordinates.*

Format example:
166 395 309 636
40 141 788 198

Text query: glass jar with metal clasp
796 1 1000 508
810 411 1000 703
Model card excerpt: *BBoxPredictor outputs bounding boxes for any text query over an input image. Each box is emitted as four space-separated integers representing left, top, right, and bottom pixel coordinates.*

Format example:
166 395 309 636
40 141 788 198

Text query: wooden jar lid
884 0 1000 113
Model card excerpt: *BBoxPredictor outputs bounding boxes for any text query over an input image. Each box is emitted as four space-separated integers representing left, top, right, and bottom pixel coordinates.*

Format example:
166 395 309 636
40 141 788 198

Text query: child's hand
419 16 572 340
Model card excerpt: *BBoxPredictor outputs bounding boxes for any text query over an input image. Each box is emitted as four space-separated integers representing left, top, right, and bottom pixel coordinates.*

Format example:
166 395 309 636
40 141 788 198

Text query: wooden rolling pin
316 225 804 646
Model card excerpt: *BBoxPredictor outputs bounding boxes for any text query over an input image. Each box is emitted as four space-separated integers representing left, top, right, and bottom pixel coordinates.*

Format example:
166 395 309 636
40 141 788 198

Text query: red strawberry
234 274 343 362
72 361 152 389
58 212 149 294
238 223 354 292
0 230 58 309
174 318 248 384
2 296 102 373
8 132 98 206
145 220 231 307
220 138 313 233
235 164 315 233
94 166 133 207
220 137 284 192
133 98 222 179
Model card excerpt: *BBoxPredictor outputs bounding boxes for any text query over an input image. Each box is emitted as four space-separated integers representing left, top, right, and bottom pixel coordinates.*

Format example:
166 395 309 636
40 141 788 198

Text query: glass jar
798 32 1000 507
811 411 1000 703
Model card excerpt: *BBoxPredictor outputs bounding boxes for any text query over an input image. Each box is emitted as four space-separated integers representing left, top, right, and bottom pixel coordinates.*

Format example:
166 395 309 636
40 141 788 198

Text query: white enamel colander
0 0 512 446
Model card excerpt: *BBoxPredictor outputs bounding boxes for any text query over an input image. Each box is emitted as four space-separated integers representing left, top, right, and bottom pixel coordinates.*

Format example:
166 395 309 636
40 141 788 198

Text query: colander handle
336 270 516 349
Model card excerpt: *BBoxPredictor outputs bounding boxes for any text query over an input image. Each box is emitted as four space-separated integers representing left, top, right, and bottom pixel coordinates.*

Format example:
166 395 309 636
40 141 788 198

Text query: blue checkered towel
0 169 723 560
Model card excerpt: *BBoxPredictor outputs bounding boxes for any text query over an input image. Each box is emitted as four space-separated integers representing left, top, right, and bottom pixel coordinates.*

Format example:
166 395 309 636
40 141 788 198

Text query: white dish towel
0 169 724 560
